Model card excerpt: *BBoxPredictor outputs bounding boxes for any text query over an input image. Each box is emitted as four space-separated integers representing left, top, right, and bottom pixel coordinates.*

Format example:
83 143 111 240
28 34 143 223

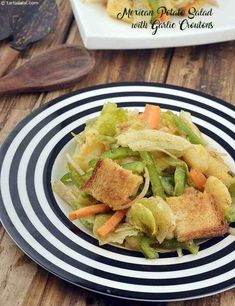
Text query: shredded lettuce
125 233 143 250
96 134 116 147
93 103 129 136
117 130 192 156
127 197 176 243
159 111 177 134
140 197 176 243
126 202 157 236
52 181 95 230
73 128 105 171
154 156 188 172
53 181 78 207
79 213 95 231
179 111 202 138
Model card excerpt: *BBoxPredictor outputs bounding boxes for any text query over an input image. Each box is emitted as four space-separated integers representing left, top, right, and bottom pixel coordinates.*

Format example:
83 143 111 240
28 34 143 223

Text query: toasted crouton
82 158 143 208
166 188 228 242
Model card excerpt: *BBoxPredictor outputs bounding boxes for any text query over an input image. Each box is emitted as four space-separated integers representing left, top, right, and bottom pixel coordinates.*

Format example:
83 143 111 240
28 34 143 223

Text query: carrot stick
189 168 207 191
97 209 128 238
69 204 110 221
139 104 161 129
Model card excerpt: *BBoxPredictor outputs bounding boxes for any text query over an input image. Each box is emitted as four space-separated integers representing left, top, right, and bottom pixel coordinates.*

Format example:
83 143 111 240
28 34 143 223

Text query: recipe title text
117 6 214 34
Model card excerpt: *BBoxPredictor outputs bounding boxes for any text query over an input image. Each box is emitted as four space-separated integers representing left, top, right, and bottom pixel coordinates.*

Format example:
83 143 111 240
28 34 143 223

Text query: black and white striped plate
0 83 234 302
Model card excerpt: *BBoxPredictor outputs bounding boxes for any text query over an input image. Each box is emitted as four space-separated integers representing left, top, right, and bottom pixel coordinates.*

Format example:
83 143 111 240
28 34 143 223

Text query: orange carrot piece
97 209 128 238
140 104 161 129
145 104 161 129
69 204 110 221
189 168 207 191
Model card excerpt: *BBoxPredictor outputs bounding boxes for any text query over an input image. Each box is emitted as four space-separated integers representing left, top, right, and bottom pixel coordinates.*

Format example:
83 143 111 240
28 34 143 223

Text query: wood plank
68 21 174 85
0 0 73 77
40 20 174 106
37 273 166 306
166 41 235 104
0 231 38 306
0 2 74 305
21 267 49 306
169 289 235 306
0 0 73 145
0 41 18 78
0 0 73 237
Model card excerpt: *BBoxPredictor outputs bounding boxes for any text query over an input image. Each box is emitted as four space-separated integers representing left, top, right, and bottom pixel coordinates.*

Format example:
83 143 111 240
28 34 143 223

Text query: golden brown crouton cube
82 158 143 208
166 188 228 242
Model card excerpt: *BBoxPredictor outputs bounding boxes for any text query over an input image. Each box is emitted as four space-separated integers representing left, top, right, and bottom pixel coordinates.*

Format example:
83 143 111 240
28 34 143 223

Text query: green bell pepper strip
80 191 91 199
88 158 99 168
70 200 95 230
174 166 187 196
173 115 205 145
160 176 174 196
122 161 145 174
139 152 165 199
67 163 84 188
67 164 92 188
101 147 139 159
81 171 92 182
88 147 139 168
160 157 189 172
140 236 159 259
60 172 71 184
159 239 199 255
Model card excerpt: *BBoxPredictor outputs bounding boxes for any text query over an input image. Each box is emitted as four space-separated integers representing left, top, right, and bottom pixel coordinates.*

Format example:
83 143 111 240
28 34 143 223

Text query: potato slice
107 0 133 23
183 144 209 172
73 128 105 171
133 0 152 24
205 176 232 214
205 151 235 187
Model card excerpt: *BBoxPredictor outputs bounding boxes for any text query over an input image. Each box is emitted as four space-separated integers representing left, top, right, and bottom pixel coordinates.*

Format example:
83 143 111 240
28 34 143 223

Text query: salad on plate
53 102 235 259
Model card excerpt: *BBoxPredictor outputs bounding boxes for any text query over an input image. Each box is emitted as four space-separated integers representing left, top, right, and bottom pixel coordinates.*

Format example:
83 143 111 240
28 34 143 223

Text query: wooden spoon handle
0 77 19 95
0 47 20 77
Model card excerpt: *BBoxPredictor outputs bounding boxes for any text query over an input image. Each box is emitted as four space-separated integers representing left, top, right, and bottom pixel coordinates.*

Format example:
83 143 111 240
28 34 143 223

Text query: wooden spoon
0 45 95 96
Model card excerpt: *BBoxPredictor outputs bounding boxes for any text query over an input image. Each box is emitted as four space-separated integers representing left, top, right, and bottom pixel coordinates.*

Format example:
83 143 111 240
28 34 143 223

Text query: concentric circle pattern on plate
0 83 234 302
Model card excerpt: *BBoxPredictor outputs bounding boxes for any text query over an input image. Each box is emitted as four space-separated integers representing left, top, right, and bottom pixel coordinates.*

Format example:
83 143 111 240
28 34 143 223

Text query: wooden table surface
0 1 234 306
